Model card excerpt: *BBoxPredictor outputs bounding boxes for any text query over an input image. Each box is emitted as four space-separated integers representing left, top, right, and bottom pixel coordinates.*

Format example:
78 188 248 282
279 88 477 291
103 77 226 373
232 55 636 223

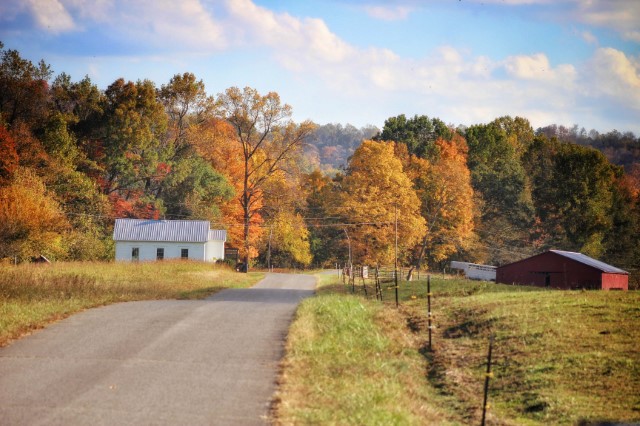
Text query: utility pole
343 228 352 270
267 226 273 271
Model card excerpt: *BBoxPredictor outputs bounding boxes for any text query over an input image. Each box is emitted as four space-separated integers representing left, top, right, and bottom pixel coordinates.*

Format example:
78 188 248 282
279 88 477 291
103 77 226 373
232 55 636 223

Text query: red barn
496 250 628 290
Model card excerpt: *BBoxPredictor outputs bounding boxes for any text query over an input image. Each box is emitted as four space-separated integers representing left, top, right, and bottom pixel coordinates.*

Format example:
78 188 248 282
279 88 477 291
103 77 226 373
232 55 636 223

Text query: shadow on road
208 288 315 304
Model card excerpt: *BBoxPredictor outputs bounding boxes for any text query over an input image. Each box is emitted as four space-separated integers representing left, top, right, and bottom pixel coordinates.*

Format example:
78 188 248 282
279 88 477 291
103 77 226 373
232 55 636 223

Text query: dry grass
0 261 264 347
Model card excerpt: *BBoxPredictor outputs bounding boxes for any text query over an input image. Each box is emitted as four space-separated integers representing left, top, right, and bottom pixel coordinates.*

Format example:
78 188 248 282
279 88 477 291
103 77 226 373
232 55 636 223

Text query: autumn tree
338 140 426 265
402 135 476 276
264 210 312 268
0 122 18 185
216 87 316 271
0 43 52 127
159 72 215 157
0 168 69 261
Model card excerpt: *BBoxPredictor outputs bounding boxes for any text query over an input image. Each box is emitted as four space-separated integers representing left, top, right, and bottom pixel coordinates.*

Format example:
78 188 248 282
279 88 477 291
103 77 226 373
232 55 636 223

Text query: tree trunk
241 161 250 273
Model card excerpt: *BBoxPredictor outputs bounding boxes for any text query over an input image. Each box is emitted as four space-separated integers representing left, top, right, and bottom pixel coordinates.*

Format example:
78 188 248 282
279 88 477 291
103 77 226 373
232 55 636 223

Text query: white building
113 219 226 262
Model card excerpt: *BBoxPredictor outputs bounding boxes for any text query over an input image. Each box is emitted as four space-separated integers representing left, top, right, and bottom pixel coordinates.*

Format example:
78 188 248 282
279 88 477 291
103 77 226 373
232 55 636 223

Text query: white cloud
4 0 639 132
212 1 634 130
225 0 354 67
623 31 640 43
504 53 577 86
25 0 75 33
363 5 413 21
18 0 226 50
584 47 640 110
580 30 598 45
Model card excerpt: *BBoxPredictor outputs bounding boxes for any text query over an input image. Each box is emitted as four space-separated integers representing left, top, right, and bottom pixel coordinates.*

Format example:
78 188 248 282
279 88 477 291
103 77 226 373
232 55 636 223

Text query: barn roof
550 250 627 274
113 219 226 243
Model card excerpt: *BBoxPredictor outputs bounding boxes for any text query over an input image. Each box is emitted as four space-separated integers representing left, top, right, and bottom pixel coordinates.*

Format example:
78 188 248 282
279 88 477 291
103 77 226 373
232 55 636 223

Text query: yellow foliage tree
339 140 426 265
0 168 70 261
267 210 312 267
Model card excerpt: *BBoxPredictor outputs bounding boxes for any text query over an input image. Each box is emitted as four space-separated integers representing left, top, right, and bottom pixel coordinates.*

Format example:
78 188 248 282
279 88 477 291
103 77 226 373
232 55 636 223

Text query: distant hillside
306 123 379 172
536 124 640 172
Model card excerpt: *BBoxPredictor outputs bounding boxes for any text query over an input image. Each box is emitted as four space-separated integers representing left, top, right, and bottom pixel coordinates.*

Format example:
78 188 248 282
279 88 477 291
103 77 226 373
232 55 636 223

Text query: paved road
0 273 315 425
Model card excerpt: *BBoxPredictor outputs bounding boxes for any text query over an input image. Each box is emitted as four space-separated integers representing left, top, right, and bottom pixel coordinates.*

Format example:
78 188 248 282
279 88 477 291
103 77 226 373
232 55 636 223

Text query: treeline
307 114 640 283
1 42 638 283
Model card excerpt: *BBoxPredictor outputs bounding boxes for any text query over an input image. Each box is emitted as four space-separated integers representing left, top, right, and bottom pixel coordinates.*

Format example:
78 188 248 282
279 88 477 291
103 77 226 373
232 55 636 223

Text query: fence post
427 274 432 351
395 268 399 308
481 335 495 426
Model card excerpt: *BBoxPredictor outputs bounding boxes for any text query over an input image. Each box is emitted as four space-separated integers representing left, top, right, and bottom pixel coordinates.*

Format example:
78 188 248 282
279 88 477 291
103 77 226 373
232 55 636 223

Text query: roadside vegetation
0 261 263 347
274 273 640 425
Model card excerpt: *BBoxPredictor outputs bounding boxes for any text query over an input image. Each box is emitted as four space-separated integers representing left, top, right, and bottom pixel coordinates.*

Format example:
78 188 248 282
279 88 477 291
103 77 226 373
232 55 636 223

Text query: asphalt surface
0 273 316 425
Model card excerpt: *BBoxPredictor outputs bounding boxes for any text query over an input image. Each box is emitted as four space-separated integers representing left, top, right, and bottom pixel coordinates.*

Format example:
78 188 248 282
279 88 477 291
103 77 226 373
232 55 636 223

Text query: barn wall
496 252 603 289
601 273 628 291
115 241 207 262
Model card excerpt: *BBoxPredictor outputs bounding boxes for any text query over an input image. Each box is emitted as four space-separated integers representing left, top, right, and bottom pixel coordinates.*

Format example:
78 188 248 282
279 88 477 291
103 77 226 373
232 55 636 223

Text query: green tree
302 169 345 267
376 114 452 160
97 78 168 217
465 118 536 263
527 136 618 257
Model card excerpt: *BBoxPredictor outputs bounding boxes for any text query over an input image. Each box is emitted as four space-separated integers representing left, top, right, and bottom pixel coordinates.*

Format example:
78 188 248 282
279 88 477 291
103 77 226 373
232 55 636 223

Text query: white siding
449 261 496 281
204 240 225 261
466 264 497 281
115 242 206 262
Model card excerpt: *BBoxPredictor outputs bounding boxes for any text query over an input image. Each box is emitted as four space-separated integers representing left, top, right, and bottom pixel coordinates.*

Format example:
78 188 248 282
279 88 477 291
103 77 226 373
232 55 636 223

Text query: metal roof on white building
113 219 226 243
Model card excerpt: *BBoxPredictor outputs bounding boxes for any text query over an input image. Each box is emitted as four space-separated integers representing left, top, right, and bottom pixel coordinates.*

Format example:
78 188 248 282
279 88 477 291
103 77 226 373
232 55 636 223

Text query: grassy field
0 261 264 347
275 273 640 425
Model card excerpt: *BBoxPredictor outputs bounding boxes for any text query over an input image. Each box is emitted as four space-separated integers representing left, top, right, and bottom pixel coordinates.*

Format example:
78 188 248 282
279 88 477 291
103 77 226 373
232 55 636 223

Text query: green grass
0 261 264 347
273 290 452 424
275 273 640 425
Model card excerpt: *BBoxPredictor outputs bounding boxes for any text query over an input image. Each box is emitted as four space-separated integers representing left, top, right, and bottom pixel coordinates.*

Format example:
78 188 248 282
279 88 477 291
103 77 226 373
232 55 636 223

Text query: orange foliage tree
193 119 262 260
215 87 316 271
404 134 476 275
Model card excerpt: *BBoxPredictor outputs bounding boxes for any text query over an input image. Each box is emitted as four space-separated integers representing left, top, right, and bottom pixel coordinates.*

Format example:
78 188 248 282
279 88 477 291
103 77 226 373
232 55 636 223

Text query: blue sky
1 0 639 133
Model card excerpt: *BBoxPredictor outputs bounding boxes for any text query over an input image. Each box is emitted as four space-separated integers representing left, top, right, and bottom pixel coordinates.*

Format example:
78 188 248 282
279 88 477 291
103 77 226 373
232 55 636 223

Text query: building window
181 248 189 259
156 248 164 260
132 247 139 261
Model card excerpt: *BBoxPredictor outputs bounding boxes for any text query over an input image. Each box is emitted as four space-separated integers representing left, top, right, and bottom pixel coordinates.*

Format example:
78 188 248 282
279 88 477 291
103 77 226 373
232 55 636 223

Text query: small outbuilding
113 219 226 262
496 250 628 290
450 261 497 281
